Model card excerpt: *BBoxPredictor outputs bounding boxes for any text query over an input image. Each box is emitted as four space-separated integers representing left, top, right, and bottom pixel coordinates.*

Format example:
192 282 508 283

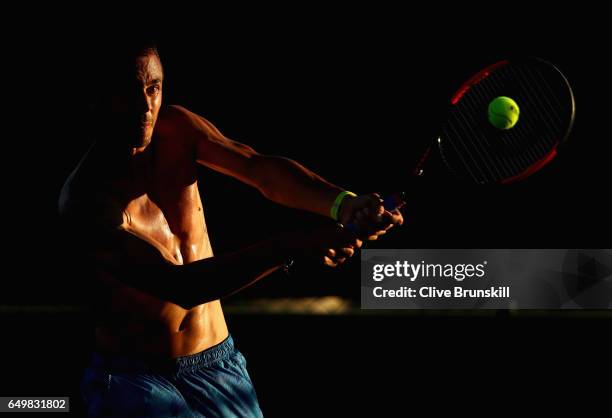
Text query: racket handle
345 192 406 234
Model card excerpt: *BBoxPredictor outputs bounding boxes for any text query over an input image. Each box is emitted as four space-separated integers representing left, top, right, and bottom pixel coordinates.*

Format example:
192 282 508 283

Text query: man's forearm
254 155 345 218
118 233 298 309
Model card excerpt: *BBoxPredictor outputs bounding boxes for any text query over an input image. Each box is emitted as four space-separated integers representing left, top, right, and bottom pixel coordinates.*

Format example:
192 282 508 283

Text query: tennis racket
375 56 575 216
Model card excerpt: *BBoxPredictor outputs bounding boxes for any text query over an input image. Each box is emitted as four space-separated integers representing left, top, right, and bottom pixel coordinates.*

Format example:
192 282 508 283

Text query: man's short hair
87 37 163 107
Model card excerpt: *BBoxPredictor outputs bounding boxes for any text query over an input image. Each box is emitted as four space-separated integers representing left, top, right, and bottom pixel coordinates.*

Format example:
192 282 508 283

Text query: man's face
106 51 163 151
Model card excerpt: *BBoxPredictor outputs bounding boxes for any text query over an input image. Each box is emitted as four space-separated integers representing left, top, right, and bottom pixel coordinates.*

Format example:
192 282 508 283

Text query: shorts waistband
90 335 235 374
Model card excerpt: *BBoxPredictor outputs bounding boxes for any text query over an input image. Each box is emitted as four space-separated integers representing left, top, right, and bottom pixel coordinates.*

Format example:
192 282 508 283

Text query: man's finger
368 193 383 207
381 210 403 226
339 247 354 258
323 256 338 267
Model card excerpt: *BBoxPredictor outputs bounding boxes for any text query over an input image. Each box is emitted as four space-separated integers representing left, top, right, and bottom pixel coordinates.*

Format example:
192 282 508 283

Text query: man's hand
321 231 363 268
337 193 404 241
297 224 363 268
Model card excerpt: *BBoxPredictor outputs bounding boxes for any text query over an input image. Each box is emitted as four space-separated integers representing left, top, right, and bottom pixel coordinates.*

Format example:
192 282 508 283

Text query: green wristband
330 191 357 221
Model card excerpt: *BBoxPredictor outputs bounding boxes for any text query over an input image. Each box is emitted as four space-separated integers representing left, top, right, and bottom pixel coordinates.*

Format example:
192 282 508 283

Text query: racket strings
440 60 573 183
485 68 548 172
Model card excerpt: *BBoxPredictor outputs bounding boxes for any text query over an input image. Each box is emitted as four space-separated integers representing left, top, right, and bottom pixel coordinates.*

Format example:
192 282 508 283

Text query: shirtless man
60 42 402 417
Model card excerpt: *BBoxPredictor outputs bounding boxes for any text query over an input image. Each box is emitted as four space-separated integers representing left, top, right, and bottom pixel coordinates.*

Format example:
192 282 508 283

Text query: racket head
436 57 575 184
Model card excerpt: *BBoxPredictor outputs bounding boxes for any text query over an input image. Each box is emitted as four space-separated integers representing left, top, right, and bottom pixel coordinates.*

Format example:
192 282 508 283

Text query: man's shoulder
159 104 201 123
157 105 194 134
58 164 123 235
157 105 220 140
58 152 89 220
59 187 123 230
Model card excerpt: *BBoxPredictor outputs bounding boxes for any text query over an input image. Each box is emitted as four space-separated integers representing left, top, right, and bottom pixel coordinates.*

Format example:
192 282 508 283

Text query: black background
2 7 610 416
7 10 611 302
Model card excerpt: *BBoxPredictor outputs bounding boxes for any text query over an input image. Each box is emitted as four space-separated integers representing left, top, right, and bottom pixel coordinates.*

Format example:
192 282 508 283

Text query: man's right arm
60 161 360 311
94 224 357 310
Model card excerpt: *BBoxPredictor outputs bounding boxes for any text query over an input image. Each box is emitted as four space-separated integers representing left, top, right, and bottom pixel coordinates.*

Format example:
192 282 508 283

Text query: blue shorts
80 335 263 417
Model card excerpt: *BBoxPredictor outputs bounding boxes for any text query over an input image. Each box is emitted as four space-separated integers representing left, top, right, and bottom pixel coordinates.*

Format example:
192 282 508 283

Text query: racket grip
345 192 406 234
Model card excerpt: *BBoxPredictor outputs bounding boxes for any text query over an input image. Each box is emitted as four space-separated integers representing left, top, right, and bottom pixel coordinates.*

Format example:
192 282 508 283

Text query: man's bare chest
121 182 210 264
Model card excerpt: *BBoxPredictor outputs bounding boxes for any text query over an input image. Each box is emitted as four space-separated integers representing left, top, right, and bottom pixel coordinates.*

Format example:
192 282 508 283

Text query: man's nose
135 91 152 113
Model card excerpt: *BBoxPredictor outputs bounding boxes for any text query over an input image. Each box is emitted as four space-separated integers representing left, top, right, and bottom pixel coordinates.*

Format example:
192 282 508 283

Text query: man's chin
131 135 152 151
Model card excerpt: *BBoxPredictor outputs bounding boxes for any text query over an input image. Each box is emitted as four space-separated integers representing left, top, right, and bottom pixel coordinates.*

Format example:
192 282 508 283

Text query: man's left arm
159 105 403 234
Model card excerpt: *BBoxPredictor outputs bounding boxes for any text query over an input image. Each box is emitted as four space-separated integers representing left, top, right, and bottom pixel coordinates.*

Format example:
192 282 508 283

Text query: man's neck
92 136 154 188
95 133 152 160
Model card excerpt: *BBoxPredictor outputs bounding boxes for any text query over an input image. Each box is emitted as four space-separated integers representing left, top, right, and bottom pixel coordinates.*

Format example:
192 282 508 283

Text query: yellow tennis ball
488 96 520 129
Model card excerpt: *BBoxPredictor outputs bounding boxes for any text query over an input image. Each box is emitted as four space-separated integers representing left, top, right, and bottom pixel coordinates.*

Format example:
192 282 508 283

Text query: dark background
7 11 611 302
3 8 610 416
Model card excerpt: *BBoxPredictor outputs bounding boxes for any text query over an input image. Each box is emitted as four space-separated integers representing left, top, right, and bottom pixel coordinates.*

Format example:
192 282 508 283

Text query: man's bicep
164 105 264 188
194 117 266 188
196 130 263 188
